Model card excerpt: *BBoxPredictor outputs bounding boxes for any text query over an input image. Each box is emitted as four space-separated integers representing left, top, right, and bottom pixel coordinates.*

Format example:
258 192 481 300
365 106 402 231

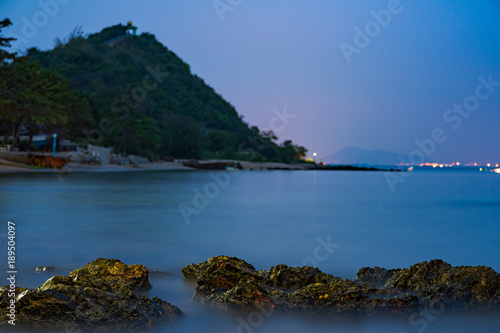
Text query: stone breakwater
182 256 500 317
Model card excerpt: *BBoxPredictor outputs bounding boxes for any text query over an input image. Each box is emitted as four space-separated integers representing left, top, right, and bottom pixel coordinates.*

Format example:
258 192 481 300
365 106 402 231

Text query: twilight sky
1 0 500 163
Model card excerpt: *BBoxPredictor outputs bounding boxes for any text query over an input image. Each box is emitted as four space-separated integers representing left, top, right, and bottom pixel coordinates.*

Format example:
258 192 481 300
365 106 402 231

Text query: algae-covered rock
183 256 271 311
379 259 500 310
183 256 500 317
70 258 152 291
355 259 500 310
0 258 182 331
355 266 401 288
266 264 324 290
182 256 420 317
182 255 260 283
290 279 419 316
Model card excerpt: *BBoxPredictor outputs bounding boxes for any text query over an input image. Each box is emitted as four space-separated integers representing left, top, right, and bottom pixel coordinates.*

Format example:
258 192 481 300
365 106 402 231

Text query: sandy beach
0 158 41 173
0 156 313 174
0 157 192 173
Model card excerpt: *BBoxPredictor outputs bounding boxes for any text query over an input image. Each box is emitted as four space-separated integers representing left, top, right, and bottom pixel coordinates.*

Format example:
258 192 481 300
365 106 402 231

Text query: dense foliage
2 22 307 162
0 19 90 149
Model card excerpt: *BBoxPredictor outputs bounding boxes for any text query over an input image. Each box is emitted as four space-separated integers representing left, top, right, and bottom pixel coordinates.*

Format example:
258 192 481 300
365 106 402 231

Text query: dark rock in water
182 256 271 311
35 266 56 273
183 256 500 317
149 270 170 277
182 255 261 283
0 258 183 331
356 259 500 310
182 256 419 317
355 266 401 288
288 278 418 317
69 258 152 291
182 160 243 170
267 264 324 289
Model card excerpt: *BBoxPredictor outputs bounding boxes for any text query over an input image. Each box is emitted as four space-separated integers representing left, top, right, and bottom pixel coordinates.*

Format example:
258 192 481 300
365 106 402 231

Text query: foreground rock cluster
182 256 500 317
1 256 498 331
0 258 182 331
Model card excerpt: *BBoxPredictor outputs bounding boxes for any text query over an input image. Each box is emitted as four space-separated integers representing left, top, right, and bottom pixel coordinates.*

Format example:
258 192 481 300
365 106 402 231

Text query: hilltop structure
126 21 138 35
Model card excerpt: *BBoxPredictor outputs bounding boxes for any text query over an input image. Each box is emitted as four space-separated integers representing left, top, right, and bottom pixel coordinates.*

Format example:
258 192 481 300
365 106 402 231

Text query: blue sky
1 0 499 163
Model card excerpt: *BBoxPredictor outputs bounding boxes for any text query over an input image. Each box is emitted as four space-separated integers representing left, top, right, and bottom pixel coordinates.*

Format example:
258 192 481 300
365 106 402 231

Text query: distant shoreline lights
395 161 500 173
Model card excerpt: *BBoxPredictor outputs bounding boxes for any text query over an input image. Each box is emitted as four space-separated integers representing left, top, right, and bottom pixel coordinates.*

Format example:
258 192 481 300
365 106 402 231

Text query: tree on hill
0 18 16 62
1 57 91 148
0 18 91 149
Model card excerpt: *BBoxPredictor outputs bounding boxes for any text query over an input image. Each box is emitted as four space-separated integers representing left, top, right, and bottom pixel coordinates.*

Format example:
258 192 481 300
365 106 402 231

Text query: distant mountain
324 147 407 165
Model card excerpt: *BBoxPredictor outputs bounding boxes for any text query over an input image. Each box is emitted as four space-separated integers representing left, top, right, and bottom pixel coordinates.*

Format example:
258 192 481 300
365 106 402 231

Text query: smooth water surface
0 169 499 332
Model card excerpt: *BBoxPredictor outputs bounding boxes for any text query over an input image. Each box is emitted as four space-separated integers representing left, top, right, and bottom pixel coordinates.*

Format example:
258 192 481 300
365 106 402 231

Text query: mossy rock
0 258 182 331
183 256 500 317
69 258 152 291
182 256 421 317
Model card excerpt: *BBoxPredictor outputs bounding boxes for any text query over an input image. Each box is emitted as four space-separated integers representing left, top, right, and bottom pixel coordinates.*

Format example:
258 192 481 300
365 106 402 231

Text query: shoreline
0 158 194 174
0 158 308 174
0 153 399 174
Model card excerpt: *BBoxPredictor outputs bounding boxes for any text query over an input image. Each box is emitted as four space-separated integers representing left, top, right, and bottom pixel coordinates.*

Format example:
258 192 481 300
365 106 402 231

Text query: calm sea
1 169 499 332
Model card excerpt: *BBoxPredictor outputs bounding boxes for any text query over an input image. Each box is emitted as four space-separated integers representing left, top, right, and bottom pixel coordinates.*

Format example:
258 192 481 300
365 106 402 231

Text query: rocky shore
0 259 182 331
182 256 500 317
3 256 496 331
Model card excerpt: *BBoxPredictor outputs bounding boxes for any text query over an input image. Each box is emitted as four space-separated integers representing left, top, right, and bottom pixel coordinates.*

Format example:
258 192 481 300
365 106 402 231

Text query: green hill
25 24 306 162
